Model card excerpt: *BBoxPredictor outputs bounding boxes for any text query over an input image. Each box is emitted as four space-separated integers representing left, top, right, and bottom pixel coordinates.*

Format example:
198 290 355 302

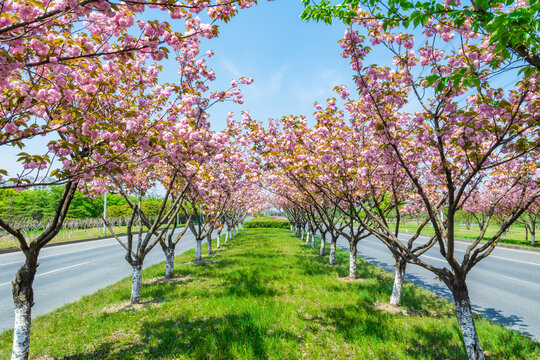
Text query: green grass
398 222 539 248
1 229 537 359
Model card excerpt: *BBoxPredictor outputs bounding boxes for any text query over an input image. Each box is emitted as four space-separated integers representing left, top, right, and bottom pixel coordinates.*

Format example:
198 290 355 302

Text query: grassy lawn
0 224 185 251
398 222 539 248
0 228 537 359
0 226 132 250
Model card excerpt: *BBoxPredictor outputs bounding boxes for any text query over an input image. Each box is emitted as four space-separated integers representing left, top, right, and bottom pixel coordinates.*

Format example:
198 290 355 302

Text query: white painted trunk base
165 248 175 278
389 260 406 306
349 251 357 278
532 233 535 245
311 232 315 248
320 236 326 256
131 264 143 304
195 240 202 261
455 298 484 360
11 301 31 360
305 231 310 245
217 232 222 249
329 241 336 265
207 235 212 255
225 231 229 244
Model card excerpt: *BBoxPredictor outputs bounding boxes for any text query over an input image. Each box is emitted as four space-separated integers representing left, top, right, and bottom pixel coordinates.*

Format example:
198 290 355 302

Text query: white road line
0 258 25 267
487 255 540 267
0 242 116 268
40 243 115 259
421 255 446 262
398 233 540 255
0 262 90 288
497 274 539 287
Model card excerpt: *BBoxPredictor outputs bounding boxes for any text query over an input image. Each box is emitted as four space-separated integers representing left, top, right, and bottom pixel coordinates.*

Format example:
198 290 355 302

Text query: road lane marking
497 274 539 287
487 255 540 267
397 233 540 255
0 262 90 288
421 255 446 262
0 259 25 267
40 243 115 260
0 243 116 268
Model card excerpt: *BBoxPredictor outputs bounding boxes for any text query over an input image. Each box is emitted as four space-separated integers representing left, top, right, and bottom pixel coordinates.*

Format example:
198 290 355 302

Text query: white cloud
217 55 242 78
295 67 349 105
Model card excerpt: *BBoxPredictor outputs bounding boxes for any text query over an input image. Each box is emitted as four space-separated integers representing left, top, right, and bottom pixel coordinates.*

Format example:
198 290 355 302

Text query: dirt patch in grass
144 274 191 285
373 301 412 316
337 276 366 282
101 299 161 314
180 259 216 265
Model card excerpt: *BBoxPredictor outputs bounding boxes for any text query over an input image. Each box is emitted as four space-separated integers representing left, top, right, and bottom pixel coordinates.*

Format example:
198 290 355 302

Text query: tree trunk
320 233 326 256
301 229 304 242
329 238 336 265
389 258 406 307
164 247 175 279
311 232 315 248
195 239 202 261
207 234 212 255
12 301 32 360
225 231 229 244
451 282 484 360
217 231 222 249
531 227 536 245
11 257 38 360
130 263 143 304
305 231 310 245
349 241 357 278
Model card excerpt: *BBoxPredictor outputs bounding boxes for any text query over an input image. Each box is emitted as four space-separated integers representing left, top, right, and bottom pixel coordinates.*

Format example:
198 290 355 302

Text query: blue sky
190 0 356 130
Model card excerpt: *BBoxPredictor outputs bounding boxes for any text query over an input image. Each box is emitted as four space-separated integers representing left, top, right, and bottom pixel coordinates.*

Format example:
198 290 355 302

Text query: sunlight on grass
0 228 537 359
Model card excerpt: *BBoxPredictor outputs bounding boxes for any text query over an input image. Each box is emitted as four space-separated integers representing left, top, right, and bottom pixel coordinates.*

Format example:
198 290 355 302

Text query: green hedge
244 219 290 229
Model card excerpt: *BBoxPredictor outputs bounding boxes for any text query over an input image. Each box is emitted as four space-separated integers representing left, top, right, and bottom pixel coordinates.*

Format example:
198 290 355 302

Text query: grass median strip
0 228 537 359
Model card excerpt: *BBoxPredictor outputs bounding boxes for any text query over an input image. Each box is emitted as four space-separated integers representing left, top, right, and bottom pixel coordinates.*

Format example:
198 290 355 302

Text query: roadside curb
455 237 540 253
0 226 190 255
401 232 540 253
0 234 118 255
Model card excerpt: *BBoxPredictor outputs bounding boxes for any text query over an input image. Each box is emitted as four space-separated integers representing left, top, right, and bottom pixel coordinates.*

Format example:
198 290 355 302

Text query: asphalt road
332 233 540 342
0 229 210 332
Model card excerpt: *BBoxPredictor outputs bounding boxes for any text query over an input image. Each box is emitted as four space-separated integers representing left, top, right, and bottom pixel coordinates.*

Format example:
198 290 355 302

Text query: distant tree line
0 186 169 222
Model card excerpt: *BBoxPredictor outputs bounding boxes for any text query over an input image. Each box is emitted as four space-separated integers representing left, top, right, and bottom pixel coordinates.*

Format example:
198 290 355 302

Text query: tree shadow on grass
472 306 534 339
360 255 454 301
142 278 195 302
320 305 391 341
222 267 282 297
62 313 297 360
404 323 466 359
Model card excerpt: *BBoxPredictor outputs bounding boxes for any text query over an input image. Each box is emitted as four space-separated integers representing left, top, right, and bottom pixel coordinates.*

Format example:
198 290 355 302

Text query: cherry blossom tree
299 6 540 358
1 1 265 358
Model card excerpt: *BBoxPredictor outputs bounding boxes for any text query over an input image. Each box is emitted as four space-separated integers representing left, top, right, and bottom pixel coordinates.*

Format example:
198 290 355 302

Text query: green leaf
425 74 439 86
